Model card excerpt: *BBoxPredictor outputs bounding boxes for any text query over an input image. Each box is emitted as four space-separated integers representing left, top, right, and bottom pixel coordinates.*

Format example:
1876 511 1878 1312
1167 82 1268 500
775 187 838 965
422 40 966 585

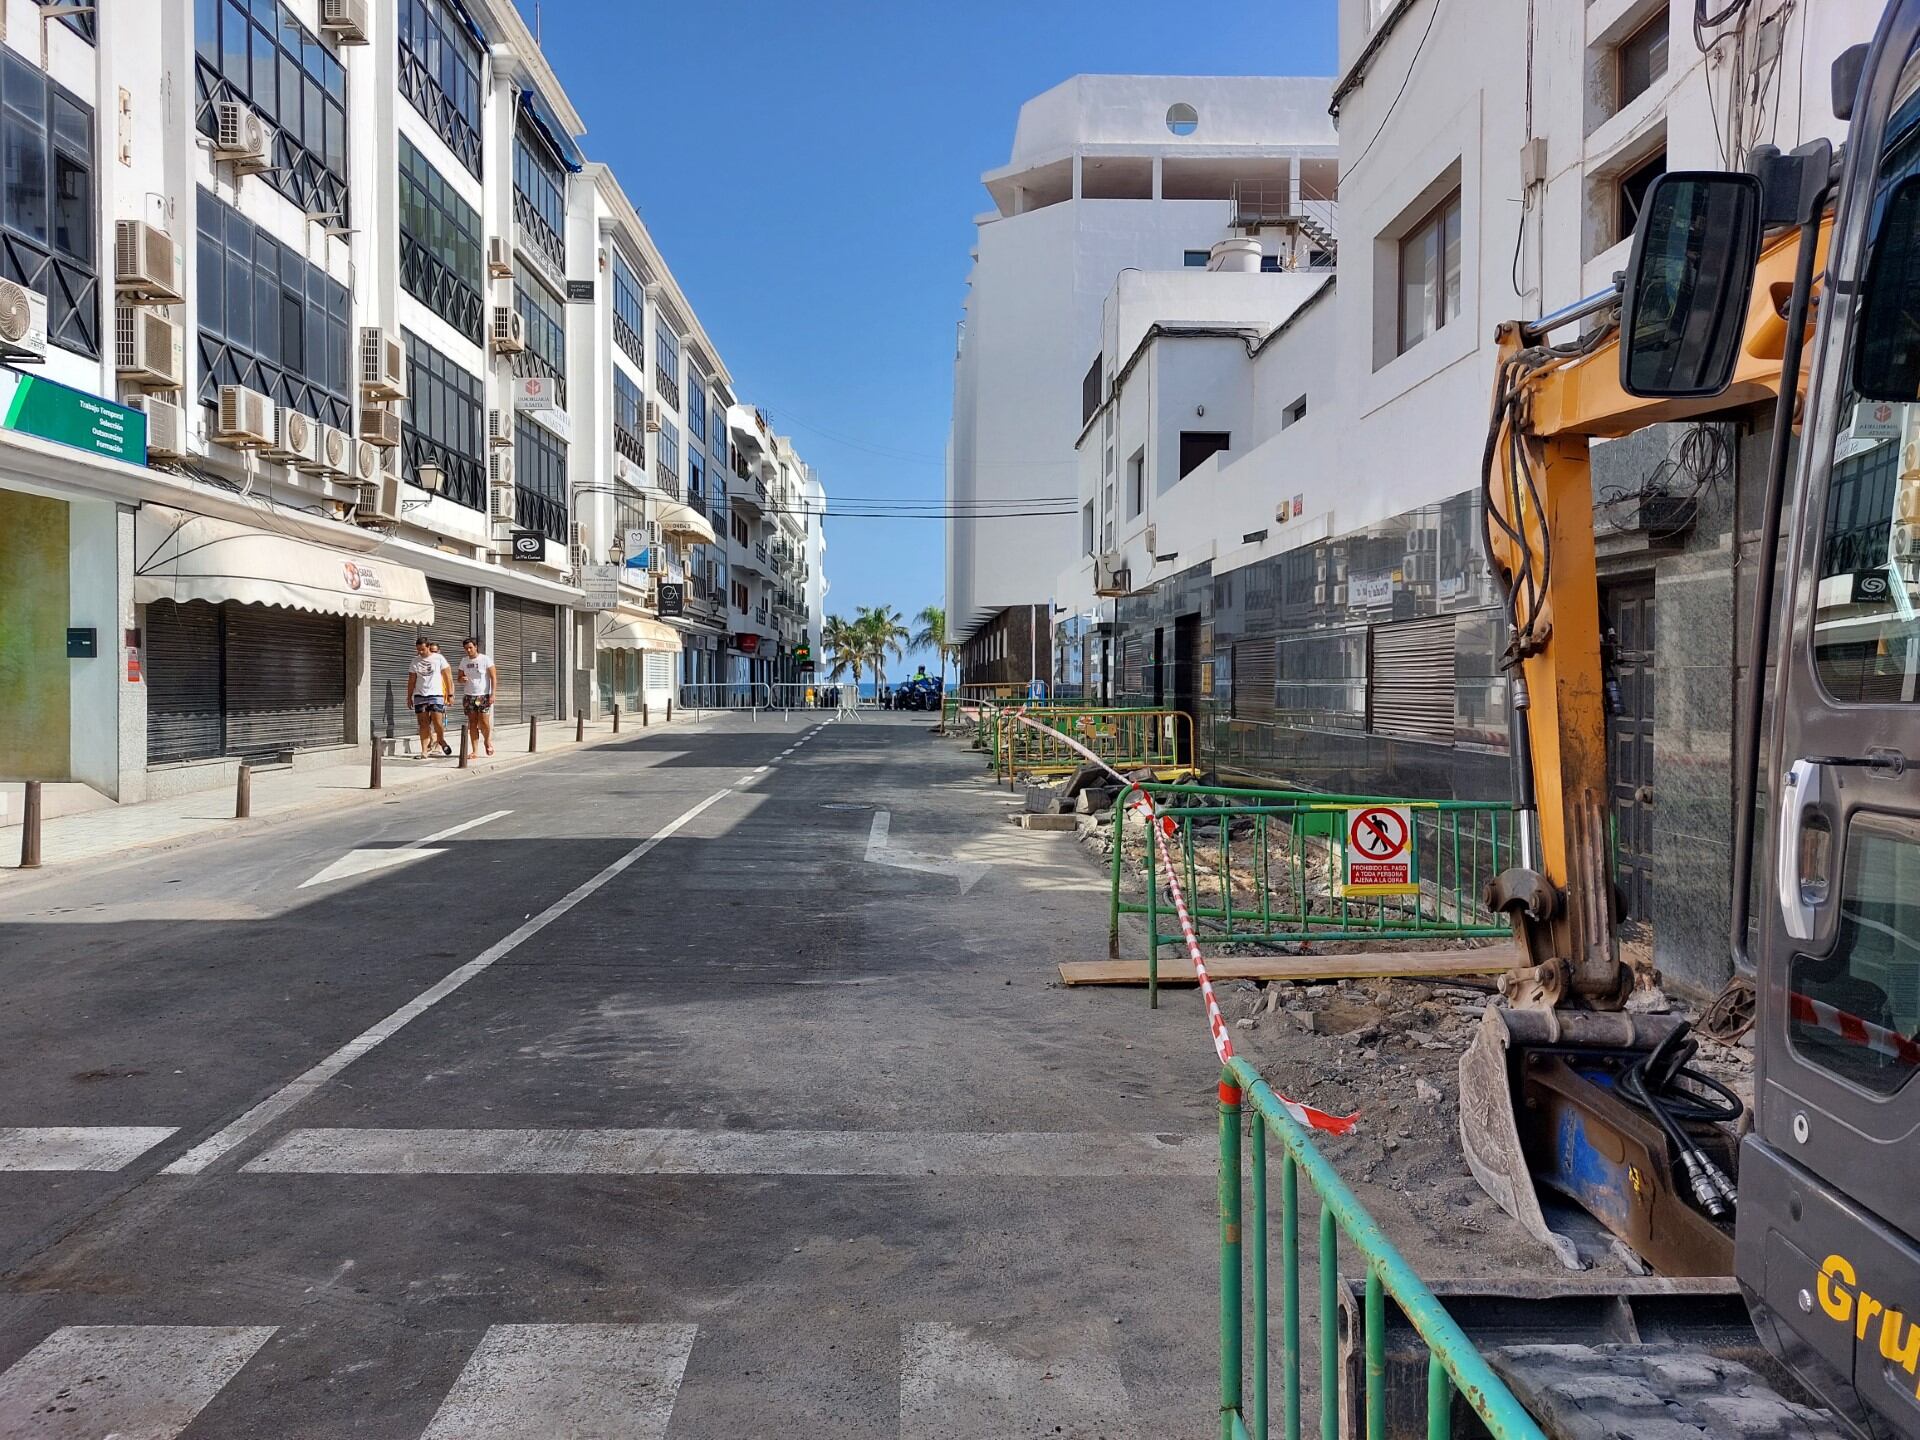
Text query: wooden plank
1057 948 1519 987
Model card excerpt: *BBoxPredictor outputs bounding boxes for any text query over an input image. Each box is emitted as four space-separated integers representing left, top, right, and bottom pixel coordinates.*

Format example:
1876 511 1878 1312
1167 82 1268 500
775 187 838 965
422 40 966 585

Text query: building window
34 0 95 42
1177 431 1231 480
1282 395 1308 428
399 137 483 345
687 383 706 443
1397 188 1462 355
710 392 728 457
689 450 703 499
1184 249 1210 268
1127 449 1145 518
613 369 644 467
1260 253 1284 273
512 122 567 278
1618 10 1668 110
1616 149 1666 245
513 279 566 403
612 250 645 367
657 417 681 495
1082 354 1102 425
655 322 680 408
0 52 96 358
397 0 482 177
193 0 348 221
401 330 483 510
1166 102 1198 136
512 414 567 542
196 189 350 427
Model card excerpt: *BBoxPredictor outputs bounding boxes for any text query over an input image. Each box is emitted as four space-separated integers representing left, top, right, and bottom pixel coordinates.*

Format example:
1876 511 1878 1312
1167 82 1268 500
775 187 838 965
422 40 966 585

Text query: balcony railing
615 426 645 468
512 191 567 282
755 542 769 564
655 460 682 499
656 372 680 411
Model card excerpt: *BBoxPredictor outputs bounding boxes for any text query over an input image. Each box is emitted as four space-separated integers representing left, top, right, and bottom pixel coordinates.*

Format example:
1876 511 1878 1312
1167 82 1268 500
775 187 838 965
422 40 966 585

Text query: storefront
369 579 475 739
132 505 431 765
595 609 681 713
493 593 563 724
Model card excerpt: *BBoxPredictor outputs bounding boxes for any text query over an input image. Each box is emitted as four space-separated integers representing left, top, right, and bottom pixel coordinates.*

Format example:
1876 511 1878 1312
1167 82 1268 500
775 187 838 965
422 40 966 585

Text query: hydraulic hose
1616 1022 1744 1219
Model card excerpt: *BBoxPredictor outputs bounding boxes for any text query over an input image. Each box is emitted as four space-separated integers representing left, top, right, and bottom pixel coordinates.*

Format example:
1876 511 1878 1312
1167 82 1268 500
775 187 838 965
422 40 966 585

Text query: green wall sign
0 368 147 465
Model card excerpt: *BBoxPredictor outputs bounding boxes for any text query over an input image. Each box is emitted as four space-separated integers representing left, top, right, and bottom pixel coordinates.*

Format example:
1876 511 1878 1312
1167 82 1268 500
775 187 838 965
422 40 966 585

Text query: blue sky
515 0 1338 669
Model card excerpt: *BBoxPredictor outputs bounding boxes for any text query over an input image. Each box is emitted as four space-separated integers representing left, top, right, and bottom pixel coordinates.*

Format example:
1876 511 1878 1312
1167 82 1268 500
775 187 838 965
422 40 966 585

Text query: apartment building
0 0 821 816
943 74 1337 683
1045 0 1875 996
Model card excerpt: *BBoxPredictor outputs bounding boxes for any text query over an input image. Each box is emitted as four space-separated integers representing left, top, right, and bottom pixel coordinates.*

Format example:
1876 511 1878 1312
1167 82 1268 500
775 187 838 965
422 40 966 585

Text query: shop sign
1851 399 1902 441
510 529 544 561
580 564 621 610
0 368 145 464
514 376 571 440
1350 573 1394 607
657 581 685 617
734 632 760 654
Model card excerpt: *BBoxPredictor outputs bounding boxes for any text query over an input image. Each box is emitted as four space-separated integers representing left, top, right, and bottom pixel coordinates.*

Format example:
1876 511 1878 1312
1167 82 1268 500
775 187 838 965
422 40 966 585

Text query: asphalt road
0 714 1224 1438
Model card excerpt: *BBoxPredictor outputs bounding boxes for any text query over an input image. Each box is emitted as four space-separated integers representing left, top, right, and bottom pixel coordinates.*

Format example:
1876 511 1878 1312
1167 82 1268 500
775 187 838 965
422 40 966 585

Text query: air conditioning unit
318 0 370 43
212 101 273 173
569 521 590 552
357 470 403 525
113 221 184 303
354 439 385 485
489 478 516 521
643 400 663 433
490 306 525 354
130 395 189 459
489 451 515 492
315 424 352 477
1093 551 1131 597
569 542 590 574
264 404 315 465
114 305 183 389
358 404 401 449
648 545 667 574
487 236 513 279
214 385 274 447
0 280 48 362
487 407 514 448
358 327 406 401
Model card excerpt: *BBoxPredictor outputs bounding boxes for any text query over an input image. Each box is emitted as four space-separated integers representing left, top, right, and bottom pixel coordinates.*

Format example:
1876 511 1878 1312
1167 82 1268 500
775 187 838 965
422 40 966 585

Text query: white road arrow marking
299 810 512 889
865 810 987 893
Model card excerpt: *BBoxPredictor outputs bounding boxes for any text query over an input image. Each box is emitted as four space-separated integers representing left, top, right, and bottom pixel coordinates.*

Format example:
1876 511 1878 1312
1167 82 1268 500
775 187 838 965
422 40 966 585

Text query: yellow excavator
1455 4 1920 1435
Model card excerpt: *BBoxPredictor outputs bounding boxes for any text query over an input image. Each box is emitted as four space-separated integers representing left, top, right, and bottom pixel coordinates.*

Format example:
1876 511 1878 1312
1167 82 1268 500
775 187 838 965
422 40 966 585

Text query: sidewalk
0 713 698 883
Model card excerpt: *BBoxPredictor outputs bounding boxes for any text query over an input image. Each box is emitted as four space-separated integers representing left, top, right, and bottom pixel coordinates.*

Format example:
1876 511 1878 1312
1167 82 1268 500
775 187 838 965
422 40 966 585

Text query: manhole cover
820 802 875 811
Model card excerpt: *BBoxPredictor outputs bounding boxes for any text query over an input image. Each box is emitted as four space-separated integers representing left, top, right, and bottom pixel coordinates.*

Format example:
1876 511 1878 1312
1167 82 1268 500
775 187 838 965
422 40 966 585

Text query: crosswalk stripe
418 1324 695 1439
899 1322 1134 1439
241 1127 1213 1178
0 1325 273 1439
0 1127 177 1171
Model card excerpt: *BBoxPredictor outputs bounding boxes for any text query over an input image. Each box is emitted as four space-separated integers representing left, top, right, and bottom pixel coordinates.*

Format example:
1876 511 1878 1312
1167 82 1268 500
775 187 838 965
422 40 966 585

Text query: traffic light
794 643 812 665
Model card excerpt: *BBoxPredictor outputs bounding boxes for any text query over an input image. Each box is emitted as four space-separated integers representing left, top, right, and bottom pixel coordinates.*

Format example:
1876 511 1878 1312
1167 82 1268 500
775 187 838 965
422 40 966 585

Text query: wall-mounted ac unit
131 394 189 459
648 545 666 574
264 404 315 465
488 451 515 492
489 478 516 521
114 305 183 389
643 400 662 433
355 439 386 486
318 0 371 44
315 424 351 477
212 101 272 173
0 280 48 362
358 327 406 401
487 408 514 447
1093 551 1131 597
490 306 525 354
487 236 513 279
113 221 184 303
357 470 403 525
214 385 274 447
358 405 401 449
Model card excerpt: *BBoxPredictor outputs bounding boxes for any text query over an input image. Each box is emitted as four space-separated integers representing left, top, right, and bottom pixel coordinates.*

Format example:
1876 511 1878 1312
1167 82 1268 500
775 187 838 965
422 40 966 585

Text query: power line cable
1339 0 1442 184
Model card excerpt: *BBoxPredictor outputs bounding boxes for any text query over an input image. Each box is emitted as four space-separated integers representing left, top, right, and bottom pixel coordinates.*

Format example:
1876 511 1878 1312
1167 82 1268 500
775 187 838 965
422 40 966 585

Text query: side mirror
1853 173 1920 402
1619 171 1764 399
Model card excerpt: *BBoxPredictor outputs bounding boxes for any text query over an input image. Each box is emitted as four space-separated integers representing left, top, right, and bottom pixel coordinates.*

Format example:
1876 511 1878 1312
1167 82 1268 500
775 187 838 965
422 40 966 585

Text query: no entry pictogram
1340 804 1418 896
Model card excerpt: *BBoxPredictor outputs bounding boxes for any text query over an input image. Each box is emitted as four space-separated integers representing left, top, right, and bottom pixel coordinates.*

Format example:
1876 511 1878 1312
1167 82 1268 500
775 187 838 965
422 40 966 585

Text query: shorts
463 694 493 714
413 698 446 714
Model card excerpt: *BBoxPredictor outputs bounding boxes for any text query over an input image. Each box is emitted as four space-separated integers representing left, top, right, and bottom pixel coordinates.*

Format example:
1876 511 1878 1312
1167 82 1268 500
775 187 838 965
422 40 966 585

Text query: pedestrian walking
407 636 453 757
458 637 497 756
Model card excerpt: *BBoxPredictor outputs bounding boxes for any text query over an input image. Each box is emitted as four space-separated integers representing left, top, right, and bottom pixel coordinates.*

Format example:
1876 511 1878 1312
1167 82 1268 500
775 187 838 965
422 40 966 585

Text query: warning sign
1340 805 1417 896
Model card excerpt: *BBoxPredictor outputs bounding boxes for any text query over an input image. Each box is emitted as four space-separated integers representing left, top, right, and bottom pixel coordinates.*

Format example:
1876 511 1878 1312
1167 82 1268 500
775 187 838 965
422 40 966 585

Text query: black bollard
528 713 539 753
235 763 251 819
369 735 383 790
19 781 42 868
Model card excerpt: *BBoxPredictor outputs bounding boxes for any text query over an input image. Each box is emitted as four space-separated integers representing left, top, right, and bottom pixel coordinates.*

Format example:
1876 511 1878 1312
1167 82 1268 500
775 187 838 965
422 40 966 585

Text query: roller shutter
1232 638 1278 722
1368 616 1456 743
370 580 472 738
223 606 347 760
1121 634 1145 702
145 600 223 764
493 594 558 723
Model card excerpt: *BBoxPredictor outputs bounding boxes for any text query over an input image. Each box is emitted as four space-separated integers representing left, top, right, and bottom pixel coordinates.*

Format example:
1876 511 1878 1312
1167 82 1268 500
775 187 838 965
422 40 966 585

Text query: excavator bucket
1458 1006 1736 1276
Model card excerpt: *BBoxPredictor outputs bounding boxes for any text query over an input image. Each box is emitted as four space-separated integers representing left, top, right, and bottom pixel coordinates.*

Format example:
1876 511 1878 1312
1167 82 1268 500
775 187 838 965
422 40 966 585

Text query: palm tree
857 604 911 700
823 614 862 699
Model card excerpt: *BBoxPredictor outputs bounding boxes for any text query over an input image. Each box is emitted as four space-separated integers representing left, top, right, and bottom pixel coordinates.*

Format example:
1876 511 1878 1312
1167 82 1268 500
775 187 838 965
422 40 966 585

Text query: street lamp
415 461 446 497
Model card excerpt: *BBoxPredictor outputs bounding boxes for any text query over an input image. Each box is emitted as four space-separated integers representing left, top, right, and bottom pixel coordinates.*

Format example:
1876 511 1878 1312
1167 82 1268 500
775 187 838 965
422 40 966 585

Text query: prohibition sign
1340 804 1417 896
1349 807 1407 859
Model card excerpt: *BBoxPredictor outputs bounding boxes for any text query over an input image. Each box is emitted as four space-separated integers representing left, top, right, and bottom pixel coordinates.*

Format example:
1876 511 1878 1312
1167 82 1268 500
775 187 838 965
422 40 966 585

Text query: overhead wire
1339 0 1442 184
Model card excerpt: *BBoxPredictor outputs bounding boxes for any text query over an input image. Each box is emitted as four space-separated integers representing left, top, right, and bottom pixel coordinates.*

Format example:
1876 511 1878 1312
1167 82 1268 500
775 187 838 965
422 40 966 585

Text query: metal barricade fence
767 681 836 712
1217 1058 1547 1440
998 708 1197 786
1108 783 1514 1004
676 682 772 719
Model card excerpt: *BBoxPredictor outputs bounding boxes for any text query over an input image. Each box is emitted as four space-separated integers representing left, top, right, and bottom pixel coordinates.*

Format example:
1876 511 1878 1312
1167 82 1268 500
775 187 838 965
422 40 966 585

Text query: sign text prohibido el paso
1338 804 1418 897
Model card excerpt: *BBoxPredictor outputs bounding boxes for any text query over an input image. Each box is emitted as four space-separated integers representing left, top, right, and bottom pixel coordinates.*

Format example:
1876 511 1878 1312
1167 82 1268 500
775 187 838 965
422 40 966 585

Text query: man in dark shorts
458 636 498 756
406 635 453 757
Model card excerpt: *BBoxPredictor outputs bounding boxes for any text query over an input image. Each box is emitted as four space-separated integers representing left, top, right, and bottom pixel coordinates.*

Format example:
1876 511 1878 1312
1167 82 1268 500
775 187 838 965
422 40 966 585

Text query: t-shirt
458 653 495 697
410 652 451 700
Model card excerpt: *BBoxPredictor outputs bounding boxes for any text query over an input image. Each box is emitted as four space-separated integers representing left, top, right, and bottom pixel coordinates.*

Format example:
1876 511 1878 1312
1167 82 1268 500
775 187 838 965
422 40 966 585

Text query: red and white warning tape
1790 991 1920 1069
1006 709 1357 1136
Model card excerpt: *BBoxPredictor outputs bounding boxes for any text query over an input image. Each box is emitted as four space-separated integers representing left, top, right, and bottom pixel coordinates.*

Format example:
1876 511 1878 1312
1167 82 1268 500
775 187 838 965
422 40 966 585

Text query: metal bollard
458 723 471 769
576 711 585 743
235 763 251 819
369 735 383 790
19 780 42 869
613 704 621 734
641 700 649 727
666 698 673 722
528 713 539 753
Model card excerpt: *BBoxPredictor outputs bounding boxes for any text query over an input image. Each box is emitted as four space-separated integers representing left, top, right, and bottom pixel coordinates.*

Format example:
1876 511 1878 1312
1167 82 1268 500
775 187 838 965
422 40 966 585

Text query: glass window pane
52 149 88 263
226 247 251 347
198 229 223 334
196 0 222 69
1398 226 1427 352
221 3 249 90
250 20 277 115
4 114 46 244
1442 195 1462 327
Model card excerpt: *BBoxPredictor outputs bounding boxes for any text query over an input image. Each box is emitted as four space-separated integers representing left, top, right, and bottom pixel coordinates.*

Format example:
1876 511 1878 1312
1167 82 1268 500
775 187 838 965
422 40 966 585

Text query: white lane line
0 1127 178 1172
166 789 734 1176
419 1324 695 1440
416 809 513 845
242 1127 1213 1177
900 1322 1134 1439
0 1325 275 1440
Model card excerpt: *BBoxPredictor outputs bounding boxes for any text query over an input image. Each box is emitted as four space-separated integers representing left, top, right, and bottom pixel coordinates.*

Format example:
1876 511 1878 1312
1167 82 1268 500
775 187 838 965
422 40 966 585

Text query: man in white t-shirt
405 636 453 757
458 636 498 757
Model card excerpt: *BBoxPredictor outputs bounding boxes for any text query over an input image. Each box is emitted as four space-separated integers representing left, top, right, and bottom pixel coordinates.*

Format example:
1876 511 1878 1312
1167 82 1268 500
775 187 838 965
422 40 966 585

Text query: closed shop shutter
1232 638 1278 722
146 600 224 763
493 594 558 722
1121 634 1145 701
370 580 472 737
493 598 523 721
1368 616 1457 743
224 605 347 760
644 651 671 692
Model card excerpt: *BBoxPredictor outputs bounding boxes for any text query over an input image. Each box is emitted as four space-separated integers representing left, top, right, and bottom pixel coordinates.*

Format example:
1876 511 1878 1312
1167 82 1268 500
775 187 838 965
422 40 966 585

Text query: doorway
1173 613 1201 764
1604 579 1657 922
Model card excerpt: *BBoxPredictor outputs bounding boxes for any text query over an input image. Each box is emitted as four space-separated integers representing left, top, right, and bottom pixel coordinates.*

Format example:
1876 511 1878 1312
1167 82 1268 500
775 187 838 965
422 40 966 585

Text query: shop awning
657 500 716 545
596 611 683 652
133 506 434 624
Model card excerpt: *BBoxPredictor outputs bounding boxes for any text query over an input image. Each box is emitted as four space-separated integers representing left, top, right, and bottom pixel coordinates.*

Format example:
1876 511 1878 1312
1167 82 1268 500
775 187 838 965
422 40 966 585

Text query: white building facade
0 0 822 819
